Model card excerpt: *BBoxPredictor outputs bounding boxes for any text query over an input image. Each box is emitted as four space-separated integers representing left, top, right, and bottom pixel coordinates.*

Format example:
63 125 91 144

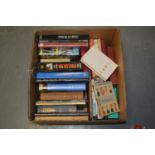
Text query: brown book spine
40 92 84 100
35 116 89 121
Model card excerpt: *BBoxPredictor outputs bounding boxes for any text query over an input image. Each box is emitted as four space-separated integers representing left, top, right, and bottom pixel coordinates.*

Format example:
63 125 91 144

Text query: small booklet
92 79 120 117
80 45 118 81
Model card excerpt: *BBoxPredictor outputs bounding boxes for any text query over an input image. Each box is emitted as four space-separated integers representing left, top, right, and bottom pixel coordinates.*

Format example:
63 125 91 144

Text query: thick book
39 34 89 41
107 46 118 84
81 45 118 81
39 47 80 56
38 42 89 48
40 92 84 100
36 100 86 106
35 115 89 121
39 83 86 91
36 72 90 79
36 105 77 113
38 62 82 72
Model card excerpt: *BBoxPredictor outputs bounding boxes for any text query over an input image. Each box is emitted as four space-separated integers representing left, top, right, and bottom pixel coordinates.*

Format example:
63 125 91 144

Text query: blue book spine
39 83 86 91
36 72 90 79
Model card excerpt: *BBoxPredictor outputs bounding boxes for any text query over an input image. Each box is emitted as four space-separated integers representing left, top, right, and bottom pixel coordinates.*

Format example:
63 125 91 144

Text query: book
35 115 89 121
39 83 87 91
40 58 70 63
38 42 89 48
36 105 77 113
92 86 102 119
39 34 89 41
35 112 89 116
108 85 119 119
89 39 102 78
40 55 81 62
36 100 86 106
92 79 120 117
38 62 82 72
36 72 90 79
40 92 84 100
107 47 118 84
36 78 89 82
39 47 80 56
81 45 118 81
101 39 107 55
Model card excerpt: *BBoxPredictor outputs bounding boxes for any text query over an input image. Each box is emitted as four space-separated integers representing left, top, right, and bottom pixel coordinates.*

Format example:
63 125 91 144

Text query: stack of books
35 34 90 121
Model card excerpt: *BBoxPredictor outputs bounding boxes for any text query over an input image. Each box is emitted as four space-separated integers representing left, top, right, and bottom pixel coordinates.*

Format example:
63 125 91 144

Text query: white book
80 45 118 81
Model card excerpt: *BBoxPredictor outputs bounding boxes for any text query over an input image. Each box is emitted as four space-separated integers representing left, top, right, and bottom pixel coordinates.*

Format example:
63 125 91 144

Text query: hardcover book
36 72 90 79
36 105 77 113
36 100 86 106
40 92 84 100
38 62 82 72
39 34 89 41
38 42 88 48
39 47 80 56
35 115 89 121
39 83 87 91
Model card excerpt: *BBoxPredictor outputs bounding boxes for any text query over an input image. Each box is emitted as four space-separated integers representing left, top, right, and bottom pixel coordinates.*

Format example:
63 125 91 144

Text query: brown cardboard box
28 28 127 125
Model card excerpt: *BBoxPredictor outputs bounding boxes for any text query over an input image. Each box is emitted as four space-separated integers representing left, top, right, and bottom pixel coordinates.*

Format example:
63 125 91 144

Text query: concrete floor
0 26 155 129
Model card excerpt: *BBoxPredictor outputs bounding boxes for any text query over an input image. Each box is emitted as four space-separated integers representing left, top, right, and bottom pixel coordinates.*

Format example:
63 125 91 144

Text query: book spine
40 92 84 100
101 39 108 55
39 34 89 41
35 113 89 116
38 42 89 48
37 105 77 113
38 62 82 72
40 55 81 62
39 83 86 91
39 47 80 56
36 72 90 79
36 100 86 106
35 115 89 121
107 47 118 84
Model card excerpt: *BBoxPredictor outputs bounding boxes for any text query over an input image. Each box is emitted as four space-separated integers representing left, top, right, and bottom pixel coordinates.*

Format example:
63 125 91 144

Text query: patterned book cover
92 79 120 117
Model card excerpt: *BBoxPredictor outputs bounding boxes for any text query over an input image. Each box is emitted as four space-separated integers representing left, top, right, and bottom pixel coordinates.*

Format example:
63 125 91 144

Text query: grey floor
0 26 155 129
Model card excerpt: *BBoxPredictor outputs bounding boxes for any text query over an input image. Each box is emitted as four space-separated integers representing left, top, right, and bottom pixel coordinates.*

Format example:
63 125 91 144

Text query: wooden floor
0 26 155 128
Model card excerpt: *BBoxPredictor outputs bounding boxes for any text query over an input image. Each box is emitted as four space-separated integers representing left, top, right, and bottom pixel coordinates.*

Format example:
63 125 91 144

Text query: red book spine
101 39 108 55
107 47 118 84
38 42 88 48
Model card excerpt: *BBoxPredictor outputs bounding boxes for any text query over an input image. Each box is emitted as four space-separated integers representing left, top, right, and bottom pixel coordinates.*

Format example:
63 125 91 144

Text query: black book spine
38 62 83 72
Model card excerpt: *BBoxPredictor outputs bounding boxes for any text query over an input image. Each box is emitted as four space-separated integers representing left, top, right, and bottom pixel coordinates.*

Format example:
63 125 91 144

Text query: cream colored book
80 45 118 81
40 58 70 63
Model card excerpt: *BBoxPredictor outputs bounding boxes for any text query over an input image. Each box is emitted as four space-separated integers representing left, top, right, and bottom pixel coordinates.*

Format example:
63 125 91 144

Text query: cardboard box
28 28 127 125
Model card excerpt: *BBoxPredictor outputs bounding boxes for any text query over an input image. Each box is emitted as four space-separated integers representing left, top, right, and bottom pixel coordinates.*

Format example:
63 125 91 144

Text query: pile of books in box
34 34 120 121
35 35 90 121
